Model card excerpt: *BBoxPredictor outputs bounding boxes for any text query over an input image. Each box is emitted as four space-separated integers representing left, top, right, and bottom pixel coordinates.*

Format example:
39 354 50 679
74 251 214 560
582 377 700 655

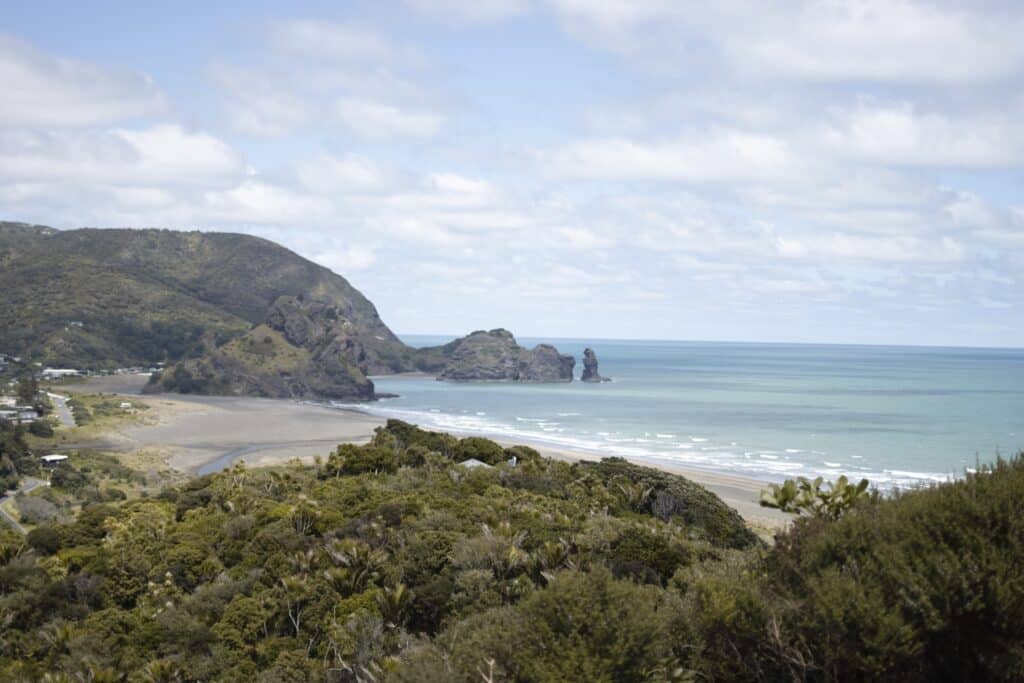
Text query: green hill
0 222 411 373
0 222 423 398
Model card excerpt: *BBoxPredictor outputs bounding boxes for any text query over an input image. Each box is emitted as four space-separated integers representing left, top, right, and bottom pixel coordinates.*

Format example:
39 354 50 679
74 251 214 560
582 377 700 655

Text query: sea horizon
341 335 1024 490
395 332 1024 353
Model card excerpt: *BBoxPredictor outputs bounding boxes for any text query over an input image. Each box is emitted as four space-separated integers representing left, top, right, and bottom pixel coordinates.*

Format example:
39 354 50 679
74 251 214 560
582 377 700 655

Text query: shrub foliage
0 420 1021 681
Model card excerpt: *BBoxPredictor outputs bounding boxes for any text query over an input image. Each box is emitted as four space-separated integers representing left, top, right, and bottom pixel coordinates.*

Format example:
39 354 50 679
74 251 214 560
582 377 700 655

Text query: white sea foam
328 401 955 491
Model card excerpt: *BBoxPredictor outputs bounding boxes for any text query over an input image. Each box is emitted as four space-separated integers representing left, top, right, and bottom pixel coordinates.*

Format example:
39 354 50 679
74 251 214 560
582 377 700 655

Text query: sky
1 1 1023 347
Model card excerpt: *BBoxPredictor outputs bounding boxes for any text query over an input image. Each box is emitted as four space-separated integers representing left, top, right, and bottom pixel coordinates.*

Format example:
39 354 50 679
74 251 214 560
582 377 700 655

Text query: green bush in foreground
0 420 1020 682
691 456 1024 681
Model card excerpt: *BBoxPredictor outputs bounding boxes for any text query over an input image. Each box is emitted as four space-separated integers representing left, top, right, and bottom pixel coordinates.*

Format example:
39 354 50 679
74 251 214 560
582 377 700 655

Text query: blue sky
2 1 1022 346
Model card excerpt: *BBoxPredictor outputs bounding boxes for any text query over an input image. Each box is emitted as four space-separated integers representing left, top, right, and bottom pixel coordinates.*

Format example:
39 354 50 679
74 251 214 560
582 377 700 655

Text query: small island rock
435 329 575 382
580 347 610 382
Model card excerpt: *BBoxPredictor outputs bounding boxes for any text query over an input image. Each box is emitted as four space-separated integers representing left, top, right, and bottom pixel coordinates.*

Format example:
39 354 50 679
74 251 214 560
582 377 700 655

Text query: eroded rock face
437 329 575 382
580 347 610 382
149 295 379 400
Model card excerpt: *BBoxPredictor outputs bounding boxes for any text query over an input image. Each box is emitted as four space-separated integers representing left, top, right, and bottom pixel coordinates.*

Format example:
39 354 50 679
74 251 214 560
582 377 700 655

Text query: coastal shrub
580 458 758 549
15 494 59 524
609 525 691 585
397 567 693 682
27 420 53 437
3 413 1023 682
25 525 61 555
693 455 1024 681
454 436 507 466
759 474 872 519
50 464 89 492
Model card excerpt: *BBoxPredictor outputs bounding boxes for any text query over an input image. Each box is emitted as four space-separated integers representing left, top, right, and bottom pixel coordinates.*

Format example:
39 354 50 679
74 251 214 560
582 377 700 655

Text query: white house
41 368 81 380
41 454 69 467
0 408 40 424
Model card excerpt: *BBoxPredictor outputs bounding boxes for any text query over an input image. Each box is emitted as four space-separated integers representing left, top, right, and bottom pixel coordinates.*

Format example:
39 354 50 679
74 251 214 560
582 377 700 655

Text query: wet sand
71 375 790 531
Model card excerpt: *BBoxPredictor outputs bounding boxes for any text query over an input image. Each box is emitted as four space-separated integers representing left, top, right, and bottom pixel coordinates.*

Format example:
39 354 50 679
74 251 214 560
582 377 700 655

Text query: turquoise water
341 337 1024 488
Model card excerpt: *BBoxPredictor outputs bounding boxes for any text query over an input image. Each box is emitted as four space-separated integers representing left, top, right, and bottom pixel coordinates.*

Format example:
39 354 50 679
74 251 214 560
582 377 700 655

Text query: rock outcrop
434 329 575 382
580 347 610 382
147 295 378 400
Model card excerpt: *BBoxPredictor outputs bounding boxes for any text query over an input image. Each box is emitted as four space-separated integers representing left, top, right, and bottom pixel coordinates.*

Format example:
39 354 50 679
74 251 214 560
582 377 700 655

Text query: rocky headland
433 329 575 382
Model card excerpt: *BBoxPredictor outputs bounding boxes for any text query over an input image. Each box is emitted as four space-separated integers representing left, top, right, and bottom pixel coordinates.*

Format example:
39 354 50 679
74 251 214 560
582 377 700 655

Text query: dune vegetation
0 420 1021 681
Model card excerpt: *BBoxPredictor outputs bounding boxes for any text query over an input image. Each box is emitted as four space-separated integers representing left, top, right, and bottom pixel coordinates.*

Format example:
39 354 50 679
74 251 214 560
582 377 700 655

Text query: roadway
46 392 76 428
0 477 47 535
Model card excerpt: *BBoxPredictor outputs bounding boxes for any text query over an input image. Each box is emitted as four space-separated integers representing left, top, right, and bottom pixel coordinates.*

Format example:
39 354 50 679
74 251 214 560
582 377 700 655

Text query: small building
457 458 493 469
119 401 133 410
0 408 40 424
0 396 16 408
41 368 81 380
41 454 69 467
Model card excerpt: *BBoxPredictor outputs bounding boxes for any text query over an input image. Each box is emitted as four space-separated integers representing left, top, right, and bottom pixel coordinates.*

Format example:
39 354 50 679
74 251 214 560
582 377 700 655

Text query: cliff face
435 329 575 382
147 296 378 400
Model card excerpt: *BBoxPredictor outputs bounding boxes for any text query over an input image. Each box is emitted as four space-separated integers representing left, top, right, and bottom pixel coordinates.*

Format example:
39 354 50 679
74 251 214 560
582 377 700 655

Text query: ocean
338 336 1024 489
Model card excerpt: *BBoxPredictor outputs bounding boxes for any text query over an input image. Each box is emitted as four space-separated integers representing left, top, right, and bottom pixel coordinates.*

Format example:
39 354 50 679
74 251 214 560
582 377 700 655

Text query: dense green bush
0 419 1020 681
686 455 1024 682
27 420 53 438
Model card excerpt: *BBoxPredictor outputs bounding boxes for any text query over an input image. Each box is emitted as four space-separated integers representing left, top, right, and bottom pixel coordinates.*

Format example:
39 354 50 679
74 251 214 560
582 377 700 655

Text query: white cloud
334 97 443 138
722 1 1024 84
559 226 613 249
549 1 1024 84
0 34 166 126
775 232 966 263
821 102 1024 167
0 124 244 186
269 19 392 61
406 0 530 23
296 154 391 193
210 63 315 136
544 130 793 181
202 180 331 223
314 245 377 271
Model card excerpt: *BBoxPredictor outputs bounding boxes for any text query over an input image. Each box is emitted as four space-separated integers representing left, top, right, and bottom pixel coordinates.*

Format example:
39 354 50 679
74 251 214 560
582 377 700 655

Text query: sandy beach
69 374 789 531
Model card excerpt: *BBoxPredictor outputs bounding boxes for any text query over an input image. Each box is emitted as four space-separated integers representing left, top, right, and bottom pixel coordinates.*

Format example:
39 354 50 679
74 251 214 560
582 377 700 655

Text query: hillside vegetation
1 420 1021 681
1 223 583 399
0 223 409 373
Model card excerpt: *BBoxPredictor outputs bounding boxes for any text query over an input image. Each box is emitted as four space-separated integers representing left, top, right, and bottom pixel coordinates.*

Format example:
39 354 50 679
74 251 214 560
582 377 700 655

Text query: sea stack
580 347 610 382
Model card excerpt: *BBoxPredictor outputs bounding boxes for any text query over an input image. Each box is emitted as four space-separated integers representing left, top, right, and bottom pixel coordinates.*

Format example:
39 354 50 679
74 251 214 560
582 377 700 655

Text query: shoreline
67 375 790 532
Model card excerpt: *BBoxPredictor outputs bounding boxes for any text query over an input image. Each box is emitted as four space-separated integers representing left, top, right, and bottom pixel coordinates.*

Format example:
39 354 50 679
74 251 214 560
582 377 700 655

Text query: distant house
41 368 81 380
457 458 493 469
0 396 16 408
41 454 68 467
0 408 38 424
119 401 133 410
